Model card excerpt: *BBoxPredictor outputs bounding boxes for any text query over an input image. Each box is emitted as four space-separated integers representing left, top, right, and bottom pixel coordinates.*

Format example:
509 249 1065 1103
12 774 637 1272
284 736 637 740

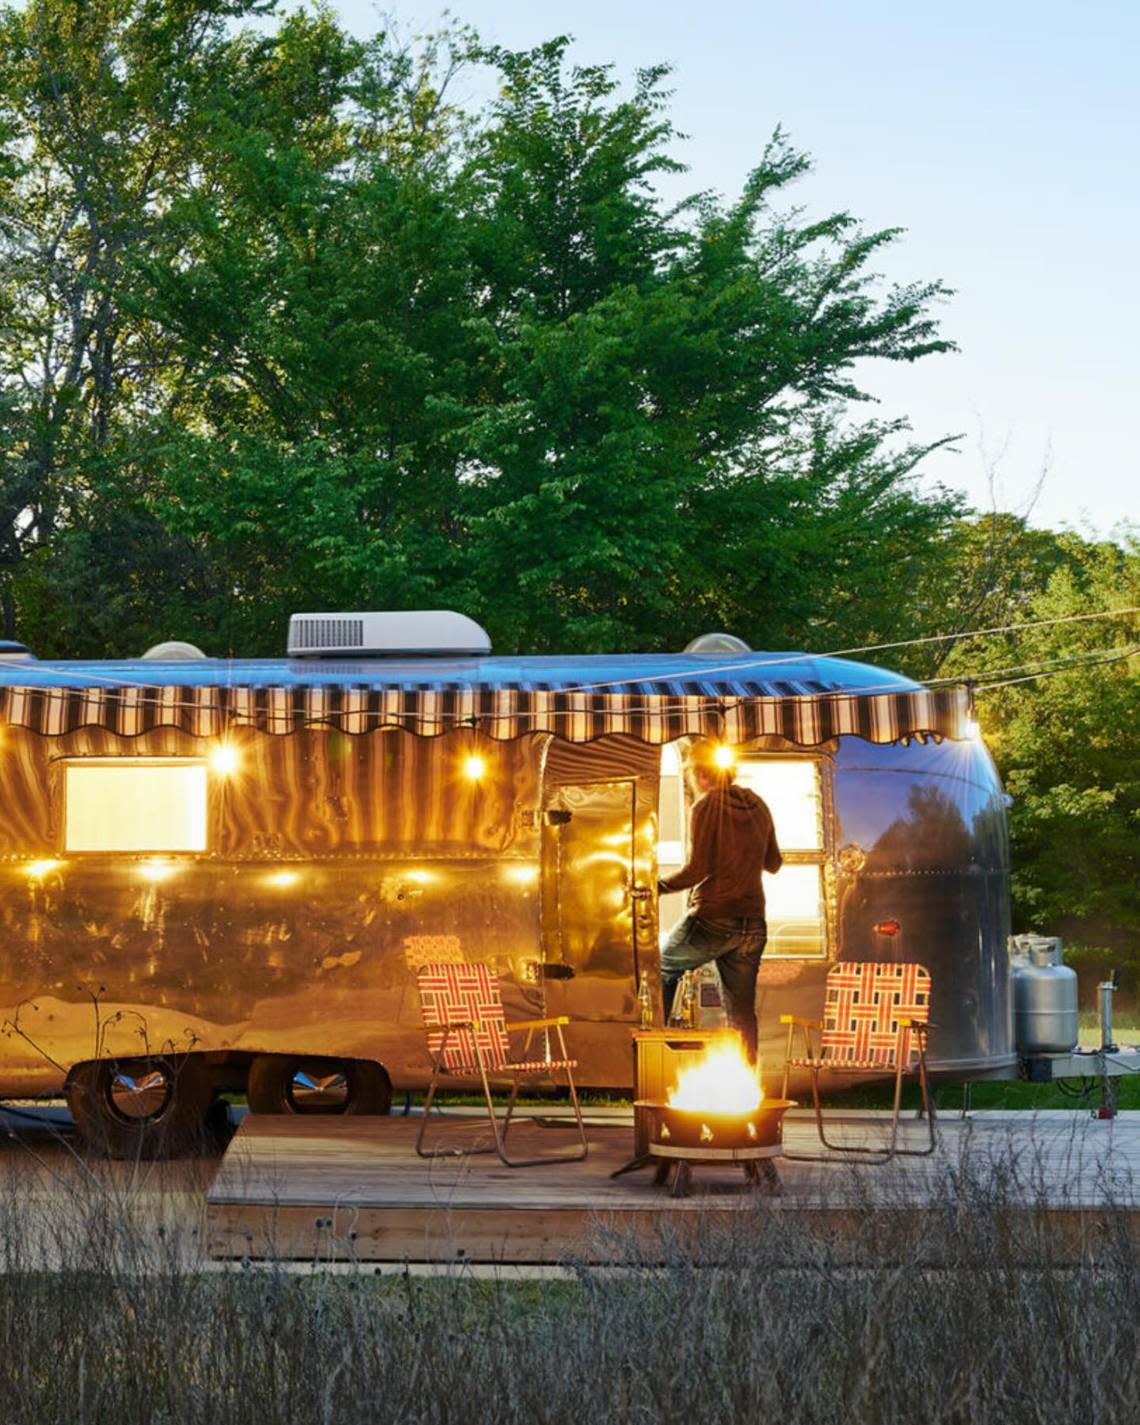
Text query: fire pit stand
637 1099 795 1199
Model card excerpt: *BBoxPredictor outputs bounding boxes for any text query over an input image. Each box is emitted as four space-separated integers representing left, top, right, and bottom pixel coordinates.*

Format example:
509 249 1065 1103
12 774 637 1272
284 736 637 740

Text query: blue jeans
660 914 767 1064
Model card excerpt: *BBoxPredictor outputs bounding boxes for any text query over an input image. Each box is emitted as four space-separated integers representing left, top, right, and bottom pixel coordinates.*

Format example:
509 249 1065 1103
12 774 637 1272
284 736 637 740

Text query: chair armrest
779 1014 822 1028
506 1016 571 1032
441 1017 481 1031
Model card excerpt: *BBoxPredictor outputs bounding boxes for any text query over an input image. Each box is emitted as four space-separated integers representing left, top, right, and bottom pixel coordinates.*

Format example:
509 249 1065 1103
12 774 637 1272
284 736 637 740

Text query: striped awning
0 682 971 746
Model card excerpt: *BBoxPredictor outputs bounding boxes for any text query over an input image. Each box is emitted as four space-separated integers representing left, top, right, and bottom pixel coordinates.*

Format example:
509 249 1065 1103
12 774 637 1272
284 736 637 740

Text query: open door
538 779 648 1085
547 779 638 978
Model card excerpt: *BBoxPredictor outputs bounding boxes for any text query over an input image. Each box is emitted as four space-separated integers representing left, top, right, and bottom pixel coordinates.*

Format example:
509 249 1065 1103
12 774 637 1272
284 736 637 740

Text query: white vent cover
141 640 208 660
685 632 752 654
287 610 491 658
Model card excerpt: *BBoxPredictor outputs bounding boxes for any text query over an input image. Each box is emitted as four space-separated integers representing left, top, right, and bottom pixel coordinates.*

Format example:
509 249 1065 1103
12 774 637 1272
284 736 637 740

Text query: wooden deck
206 1108 1140 1264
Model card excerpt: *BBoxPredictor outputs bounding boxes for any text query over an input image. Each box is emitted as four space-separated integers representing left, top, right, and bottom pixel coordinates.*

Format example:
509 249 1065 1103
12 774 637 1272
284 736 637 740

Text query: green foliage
934 525 1140 954
0 0 265 644
1 6 964 654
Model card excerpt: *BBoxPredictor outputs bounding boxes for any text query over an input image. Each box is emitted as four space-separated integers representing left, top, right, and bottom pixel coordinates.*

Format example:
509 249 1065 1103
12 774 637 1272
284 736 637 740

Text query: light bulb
22 859 62 880
209 742 240 775
713 743 736 769
463 754 486 781
504 864 539 885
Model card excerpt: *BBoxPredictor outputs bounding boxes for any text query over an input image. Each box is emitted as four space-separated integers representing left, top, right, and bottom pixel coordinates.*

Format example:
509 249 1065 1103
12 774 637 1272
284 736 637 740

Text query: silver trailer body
0 650 1011 1100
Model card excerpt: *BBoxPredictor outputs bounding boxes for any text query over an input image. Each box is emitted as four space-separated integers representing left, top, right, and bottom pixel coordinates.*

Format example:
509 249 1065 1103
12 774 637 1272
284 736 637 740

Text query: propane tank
1010 934 1079 1055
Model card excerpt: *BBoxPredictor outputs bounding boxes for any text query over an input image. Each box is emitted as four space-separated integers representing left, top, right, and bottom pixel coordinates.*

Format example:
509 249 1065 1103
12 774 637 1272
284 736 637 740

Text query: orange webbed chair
781 961 936 1162
415 962 588 1167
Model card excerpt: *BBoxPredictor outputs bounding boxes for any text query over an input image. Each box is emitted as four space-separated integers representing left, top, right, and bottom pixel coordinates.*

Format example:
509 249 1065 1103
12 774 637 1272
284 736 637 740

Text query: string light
22 860 61 879
503 864 539 885
209 742 240 776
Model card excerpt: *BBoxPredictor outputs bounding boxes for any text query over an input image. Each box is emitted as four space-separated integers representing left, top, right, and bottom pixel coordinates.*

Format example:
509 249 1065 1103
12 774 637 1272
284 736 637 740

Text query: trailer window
64 761 208 853
657 751 829 957
734 760 827 958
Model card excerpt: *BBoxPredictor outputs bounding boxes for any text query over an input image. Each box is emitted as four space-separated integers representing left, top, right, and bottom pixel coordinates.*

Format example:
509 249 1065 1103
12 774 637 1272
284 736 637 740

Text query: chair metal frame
780 961 937 1164
415 964 588 1167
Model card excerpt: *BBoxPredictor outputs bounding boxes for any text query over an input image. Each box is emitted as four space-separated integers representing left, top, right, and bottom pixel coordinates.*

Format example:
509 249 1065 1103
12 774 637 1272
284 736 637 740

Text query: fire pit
636 1044 795 1198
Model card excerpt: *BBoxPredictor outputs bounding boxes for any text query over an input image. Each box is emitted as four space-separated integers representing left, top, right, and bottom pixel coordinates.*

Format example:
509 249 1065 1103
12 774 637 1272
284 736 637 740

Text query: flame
667 1044 762 1114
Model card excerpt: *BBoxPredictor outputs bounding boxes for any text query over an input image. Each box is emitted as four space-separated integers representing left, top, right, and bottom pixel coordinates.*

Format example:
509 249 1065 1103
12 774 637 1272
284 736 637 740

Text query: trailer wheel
246 1056 391 1116
66 1055 214 1160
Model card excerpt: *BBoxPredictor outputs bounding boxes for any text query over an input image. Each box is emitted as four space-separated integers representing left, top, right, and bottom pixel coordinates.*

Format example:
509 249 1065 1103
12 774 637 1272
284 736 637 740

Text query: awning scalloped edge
0 684 971 747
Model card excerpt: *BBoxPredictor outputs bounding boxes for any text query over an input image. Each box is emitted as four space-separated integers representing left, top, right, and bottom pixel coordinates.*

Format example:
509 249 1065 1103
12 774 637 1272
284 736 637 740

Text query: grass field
0 1124 1136 1425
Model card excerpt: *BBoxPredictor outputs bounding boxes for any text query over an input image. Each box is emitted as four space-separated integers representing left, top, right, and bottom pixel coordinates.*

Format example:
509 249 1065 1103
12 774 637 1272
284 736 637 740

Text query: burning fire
667 1044 762 1114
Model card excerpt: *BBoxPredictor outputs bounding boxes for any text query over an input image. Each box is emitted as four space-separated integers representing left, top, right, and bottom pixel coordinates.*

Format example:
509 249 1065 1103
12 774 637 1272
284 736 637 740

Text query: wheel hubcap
108 1065 172 1122
287 1064 350 1113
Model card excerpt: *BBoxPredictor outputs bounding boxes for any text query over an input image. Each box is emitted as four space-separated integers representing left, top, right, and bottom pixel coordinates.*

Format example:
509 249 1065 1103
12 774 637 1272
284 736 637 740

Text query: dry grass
0 1123 1136 1425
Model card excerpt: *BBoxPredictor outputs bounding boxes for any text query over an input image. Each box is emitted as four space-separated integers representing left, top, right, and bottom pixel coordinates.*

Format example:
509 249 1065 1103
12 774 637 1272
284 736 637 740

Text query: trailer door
540 778 642 1084
545 779 638 981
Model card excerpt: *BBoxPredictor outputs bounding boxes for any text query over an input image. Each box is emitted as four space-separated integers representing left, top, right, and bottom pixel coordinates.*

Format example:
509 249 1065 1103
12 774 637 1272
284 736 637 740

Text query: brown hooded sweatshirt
659 783 782 919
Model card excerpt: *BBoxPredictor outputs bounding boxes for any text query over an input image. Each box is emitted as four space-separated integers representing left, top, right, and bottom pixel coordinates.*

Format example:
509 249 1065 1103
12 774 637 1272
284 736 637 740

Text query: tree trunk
1 579 16 641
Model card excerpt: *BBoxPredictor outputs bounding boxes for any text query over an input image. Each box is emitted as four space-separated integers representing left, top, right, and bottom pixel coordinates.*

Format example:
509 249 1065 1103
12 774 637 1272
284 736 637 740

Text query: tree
131 31 962 654
455 46 962 651
124 12 482 650
932 528 1140 955
0 0 264 648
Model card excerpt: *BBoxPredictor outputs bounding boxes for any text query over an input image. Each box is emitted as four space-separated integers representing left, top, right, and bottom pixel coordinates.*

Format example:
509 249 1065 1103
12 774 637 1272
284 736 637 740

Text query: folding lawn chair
415 962 588 1166
781 961 936 1162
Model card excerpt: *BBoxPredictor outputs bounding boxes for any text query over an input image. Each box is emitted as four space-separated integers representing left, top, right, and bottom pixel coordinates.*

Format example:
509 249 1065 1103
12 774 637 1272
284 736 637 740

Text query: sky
333 0 1138 537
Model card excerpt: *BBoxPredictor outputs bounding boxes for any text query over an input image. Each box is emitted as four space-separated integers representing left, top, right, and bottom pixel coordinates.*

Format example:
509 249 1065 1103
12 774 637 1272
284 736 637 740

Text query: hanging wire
518 605 1140 693
972 645 1140 692
920 643 1139 687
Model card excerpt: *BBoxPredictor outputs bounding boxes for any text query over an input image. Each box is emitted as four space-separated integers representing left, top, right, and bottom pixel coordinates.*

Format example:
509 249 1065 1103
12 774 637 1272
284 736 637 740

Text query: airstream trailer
0 613 1014 1154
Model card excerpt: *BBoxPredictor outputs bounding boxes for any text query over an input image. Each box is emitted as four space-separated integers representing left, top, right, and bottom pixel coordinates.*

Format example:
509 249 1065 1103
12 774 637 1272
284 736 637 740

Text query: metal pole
1095 971 1120 1120
1098 974 1118 1053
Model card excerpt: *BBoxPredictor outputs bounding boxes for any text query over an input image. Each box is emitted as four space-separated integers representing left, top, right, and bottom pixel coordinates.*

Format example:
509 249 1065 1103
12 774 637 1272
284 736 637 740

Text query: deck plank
207 1110 1140 1263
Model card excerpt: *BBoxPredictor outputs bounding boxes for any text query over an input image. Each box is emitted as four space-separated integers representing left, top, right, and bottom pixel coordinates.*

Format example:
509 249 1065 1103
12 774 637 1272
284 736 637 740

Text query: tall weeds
0 1125 1135 1424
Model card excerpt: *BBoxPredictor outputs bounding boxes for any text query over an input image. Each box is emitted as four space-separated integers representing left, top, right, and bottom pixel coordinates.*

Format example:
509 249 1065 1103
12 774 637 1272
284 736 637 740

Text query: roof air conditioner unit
287 610 492 658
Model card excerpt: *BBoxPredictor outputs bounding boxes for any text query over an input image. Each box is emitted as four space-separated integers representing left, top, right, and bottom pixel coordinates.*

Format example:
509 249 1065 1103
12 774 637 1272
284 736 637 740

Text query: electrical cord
973 646 1139 693
924 643 1139 688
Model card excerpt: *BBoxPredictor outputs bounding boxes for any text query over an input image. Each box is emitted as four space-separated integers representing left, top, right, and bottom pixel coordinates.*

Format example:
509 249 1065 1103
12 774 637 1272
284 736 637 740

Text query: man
657 742 782 1064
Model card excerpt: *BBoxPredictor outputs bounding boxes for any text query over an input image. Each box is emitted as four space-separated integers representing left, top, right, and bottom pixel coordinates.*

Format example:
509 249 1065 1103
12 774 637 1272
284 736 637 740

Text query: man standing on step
657 741 782 1065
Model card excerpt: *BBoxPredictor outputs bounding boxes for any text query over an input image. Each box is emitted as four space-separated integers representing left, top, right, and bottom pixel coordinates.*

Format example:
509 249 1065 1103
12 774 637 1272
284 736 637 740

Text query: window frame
60 757 210 856
657 746 836 960
733 754 833 960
